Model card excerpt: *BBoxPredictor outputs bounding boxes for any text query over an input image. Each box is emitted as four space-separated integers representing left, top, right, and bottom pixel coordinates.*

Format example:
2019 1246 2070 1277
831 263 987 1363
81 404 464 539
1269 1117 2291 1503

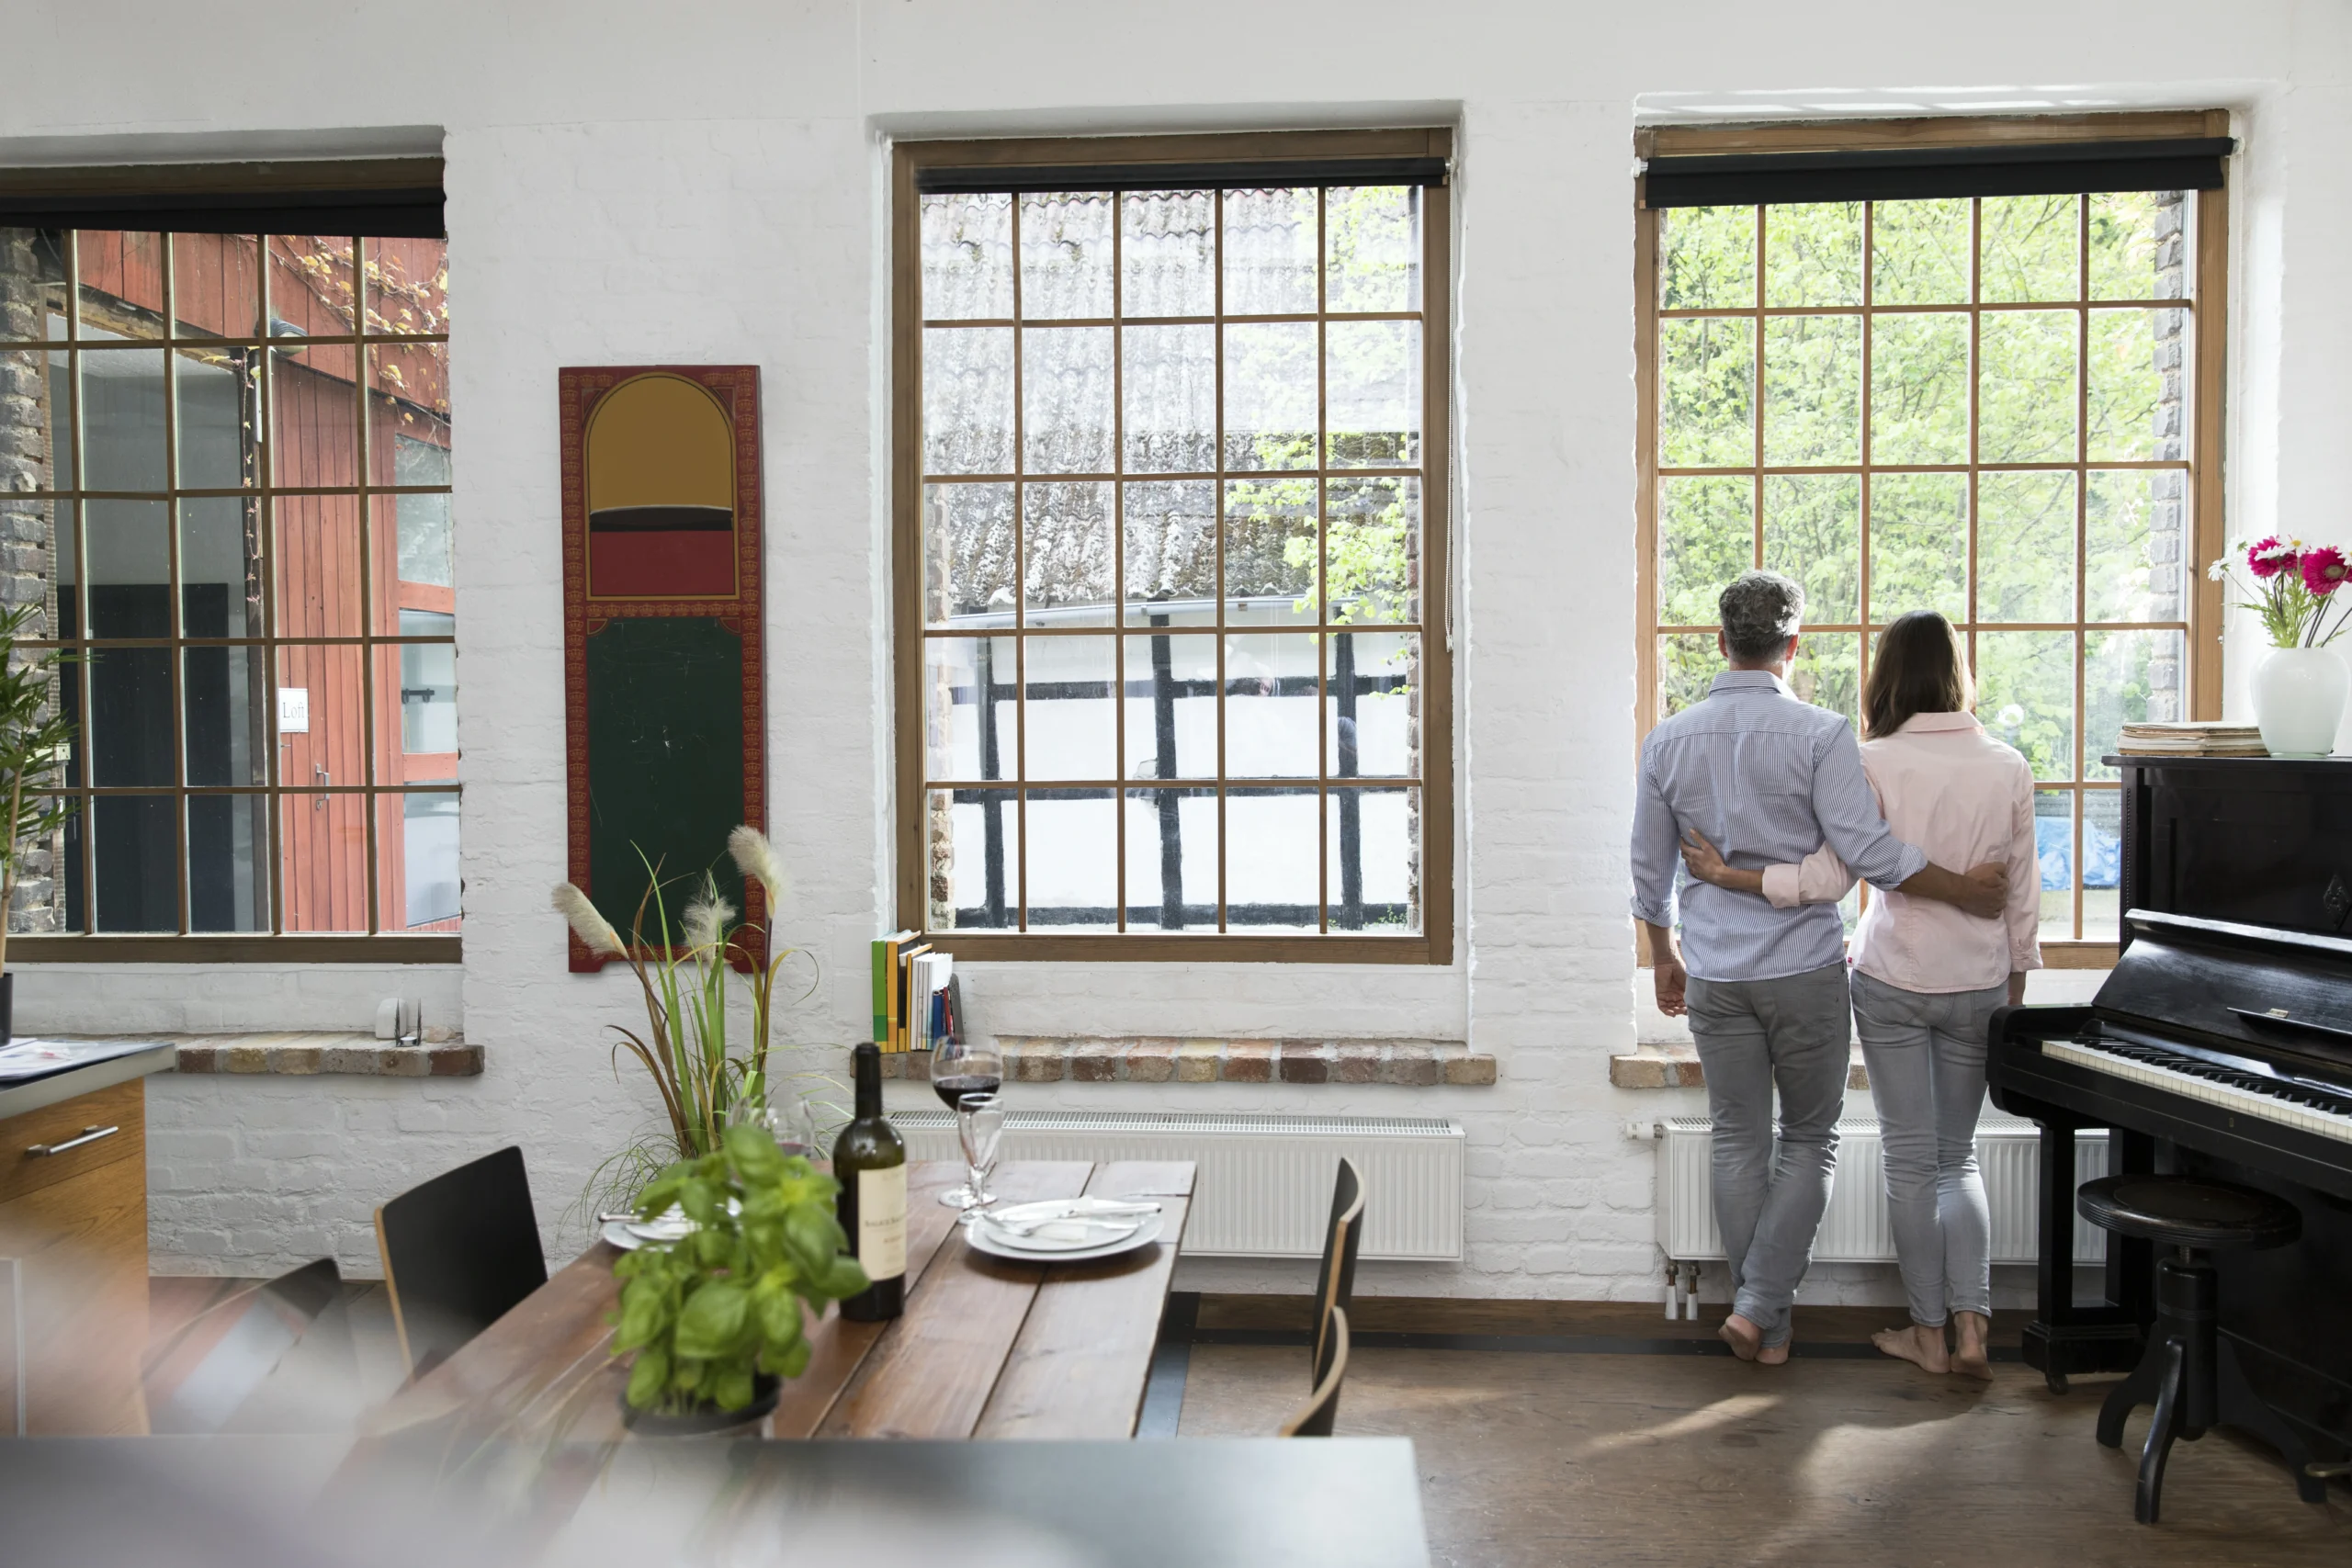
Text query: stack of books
870 931 955 1052
2116 722 2268 758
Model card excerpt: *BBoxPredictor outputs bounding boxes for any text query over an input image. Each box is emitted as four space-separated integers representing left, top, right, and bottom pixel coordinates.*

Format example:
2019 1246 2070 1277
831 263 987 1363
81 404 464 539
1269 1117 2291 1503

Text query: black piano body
1993 918 2352 1462
1991 754 2352 1462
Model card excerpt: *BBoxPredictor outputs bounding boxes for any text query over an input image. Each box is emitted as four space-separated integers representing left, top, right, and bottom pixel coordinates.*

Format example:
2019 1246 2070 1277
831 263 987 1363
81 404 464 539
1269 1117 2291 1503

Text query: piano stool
2075 1173 2327 1523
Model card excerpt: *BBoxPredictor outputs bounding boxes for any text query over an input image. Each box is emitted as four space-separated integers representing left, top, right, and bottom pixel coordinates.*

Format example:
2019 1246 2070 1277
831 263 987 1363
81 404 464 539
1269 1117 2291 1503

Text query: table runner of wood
350 1158 1194 1464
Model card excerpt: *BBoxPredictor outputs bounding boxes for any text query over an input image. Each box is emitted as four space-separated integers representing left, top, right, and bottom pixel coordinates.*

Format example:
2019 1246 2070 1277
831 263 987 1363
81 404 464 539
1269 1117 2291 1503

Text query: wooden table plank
520 1160 980 1448
350 1158 1189 1452
818 1160 1094 1439
359 1243 623 1443
764 1159 966 1438
975 1160 1196 1439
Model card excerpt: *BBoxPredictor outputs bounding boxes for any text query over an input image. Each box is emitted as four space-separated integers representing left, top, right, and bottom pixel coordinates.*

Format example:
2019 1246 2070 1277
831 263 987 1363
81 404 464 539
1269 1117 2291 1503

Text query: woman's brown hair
1862 610 1974 739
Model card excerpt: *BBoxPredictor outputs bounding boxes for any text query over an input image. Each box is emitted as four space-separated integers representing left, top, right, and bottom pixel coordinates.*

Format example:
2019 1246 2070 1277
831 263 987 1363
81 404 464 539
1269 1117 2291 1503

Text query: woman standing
1679 610 2040 1378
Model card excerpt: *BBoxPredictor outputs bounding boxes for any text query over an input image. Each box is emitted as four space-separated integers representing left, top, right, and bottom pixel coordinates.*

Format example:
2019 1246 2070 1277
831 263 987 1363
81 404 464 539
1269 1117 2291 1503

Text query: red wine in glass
933 1073 1001 1111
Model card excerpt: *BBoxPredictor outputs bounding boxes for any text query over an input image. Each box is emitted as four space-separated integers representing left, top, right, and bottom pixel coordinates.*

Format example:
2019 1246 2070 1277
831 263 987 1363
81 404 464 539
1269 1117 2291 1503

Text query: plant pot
616 1371 780 1436
2253 646 2349 757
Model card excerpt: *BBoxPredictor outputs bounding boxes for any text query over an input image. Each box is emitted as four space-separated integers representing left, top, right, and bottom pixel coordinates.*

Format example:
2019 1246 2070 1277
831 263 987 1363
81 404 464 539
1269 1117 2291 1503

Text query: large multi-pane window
1638 122 2226 953
0 209 454 951
894 133 1453 960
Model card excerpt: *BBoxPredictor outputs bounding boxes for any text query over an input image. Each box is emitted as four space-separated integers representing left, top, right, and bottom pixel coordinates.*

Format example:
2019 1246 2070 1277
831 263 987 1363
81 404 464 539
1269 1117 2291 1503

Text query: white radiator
1655 1113 2109 1265
894 1108 1464 1261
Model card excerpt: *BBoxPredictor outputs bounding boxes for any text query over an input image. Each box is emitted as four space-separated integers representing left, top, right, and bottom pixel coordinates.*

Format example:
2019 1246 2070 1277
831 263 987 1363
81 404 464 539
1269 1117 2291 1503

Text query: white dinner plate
967 1210 1165 1265
601 1219 646 1252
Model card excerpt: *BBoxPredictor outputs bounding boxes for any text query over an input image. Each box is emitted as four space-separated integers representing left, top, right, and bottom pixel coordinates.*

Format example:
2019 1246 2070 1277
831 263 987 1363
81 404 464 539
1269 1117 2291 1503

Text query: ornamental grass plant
553 827 841 1216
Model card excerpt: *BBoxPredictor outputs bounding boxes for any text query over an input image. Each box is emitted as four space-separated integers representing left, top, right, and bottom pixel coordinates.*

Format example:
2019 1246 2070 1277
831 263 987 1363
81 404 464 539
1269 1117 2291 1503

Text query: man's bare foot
1757 1338 1790 1366
1950 1311 1993 1380
1718 1314 1762 1362
1871 1322 1951 1373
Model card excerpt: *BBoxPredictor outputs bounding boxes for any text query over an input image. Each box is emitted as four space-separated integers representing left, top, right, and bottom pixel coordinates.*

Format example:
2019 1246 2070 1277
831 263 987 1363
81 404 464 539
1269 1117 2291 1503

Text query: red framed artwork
559 366 765 972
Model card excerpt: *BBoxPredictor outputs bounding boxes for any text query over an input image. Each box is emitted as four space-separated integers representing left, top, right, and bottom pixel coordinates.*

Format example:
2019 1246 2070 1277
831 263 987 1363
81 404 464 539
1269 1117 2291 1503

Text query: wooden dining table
362 1158 1195 1454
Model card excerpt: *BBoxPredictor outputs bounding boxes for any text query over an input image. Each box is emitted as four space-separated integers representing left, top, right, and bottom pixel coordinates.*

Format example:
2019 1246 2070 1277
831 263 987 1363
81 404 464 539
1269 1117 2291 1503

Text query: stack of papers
2117 722 2268 758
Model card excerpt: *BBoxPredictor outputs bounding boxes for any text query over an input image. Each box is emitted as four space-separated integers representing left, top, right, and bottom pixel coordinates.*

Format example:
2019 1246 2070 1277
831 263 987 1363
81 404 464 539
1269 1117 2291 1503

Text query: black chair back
1310 1156 1364 1386
146 1258 357 1433
1281 1307 1349 1438
374 1145 548 1375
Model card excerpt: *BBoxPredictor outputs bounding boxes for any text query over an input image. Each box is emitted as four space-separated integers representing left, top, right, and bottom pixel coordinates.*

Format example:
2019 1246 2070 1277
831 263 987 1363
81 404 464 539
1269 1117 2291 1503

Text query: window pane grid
7 229 455 940
921 185 1426 937
1650 192 2194 942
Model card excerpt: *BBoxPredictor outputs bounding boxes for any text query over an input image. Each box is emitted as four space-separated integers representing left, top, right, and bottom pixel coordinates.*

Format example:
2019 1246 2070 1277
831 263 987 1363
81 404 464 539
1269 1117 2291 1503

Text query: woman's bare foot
1757 1338 1790 1366
1718 1314 1762 1362
1871 1322 1951 1373
1950 1311 1993 1380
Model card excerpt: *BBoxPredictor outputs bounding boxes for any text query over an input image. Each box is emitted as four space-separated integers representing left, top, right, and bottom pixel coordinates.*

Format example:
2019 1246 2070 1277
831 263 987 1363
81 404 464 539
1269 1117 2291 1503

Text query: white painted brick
0 19 2328 1309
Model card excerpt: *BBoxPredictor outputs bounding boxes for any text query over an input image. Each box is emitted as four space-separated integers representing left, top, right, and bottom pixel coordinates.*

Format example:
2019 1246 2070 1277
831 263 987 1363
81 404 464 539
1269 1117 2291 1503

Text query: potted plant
2209 536 2352 756
0 601 77 1043
553 826 837 1212
610 1122 868 1430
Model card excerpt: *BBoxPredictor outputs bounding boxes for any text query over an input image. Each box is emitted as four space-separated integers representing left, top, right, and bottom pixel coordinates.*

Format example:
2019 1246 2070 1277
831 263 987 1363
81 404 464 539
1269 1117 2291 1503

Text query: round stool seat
2077 1174 2301 1251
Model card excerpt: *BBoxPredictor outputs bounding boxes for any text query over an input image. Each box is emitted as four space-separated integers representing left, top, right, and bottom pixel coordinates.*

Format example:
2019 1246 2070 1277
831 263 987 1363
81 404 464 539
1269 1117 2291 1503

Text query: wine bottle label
856 1165 908 1281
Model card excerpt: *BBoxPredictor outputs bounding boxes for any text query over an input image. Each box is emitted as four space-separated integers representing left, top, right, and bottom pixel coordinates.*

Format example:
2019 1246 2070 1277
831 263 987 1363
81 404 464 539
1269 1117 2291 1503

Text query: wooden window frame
1634 111 2232 971
1 178 457 964
890 130 1455 964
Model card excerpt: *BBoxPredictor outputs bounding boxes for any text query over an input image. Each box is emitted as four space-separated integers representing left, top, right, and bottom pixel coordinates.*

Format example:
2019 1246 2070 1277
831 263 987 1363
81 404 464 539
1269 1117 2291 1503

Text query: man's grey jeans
1849 969 2007 1327
1685 961 1851 1348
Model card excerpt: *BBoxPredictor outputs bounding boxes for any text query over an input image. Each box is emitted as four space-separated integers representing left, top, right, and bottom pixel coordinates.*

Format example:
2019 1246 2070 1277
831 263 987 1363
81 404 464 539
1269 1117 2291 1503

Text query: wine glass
932 1032 1003 1209
956 1091 1004 1222
728 1087 817 1160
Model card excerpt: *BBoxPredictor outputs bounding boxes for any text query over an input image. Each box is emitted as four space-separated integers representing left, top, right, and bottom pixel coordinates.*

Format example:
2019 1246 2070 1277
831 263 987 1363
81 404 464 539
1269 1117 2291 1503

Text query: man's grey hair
1719 570 1805 661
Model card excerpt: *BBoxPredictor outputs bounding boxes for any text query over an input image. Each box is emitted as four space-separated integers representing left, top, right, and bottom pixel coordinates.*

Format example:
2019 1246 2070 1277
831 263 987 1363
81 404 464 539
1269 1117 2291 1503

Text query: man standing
1630 570 2005 1363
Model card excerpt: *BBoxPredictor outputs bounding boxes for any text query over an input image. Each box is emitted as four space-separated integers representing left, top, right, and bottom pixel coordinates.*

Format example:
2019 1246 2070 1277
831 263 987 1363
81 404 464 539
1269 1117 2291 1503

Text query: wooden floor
1175 1325 2352 1567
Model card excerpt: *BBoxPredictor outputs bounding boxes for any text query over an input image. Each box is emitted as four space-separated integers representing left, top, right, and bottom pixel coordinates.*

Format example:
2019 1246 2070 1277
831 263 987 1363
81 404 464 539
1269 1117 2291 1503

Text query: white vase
2252 646 2349 757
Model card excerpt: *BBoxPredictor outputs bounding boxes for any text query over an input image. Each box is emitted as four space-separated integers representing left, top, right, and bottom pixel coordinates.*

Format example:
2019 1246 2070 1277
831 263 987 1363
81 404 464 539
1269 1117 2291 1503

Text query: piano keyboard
2042 1037 2352 1145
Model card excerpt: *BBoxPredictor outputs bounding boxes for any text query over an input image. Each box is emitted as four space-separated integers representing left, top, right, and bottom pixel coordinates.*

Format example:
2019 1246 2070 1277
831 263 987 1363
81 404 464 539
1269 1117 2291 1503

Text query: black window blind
914 156 1448 195
0 159 446 237
1644 137 2233 209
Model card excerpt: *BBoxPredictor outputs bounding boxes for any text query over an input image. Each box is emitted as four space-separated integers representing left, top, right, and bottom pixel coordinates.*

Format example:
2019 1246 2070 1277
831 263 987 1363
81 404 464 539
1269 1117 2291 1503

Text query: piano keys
1992 908 2352 1464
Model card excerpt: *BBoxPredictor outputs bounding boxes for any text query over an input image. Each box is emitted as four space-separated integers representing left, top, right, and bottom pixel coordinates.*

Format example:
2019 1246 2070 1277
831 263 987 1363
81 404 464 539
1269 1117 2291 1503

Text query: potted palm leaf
0 601 76 1043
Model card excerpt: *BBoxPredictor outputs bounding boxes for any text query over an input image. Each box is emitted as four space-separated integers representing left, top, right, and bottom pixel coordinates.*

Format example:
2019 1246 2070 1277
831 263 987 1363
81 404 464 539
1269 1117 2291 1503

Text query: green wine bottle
833 1042 906 1321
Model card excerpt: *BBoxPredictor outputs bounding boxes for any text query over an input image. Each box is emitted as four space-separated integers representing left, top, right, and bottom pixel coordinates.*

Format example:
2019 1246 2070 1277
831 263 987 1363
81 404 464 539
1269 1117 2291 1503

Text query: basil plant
611 1123 869 1414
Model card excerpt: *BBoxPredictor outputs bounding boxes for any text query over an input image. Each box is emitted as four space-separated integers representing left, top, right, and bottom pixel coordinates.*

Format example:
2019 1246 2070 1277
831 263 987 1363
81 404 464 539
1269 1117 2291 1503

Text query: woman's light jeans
1849 969 2008 1327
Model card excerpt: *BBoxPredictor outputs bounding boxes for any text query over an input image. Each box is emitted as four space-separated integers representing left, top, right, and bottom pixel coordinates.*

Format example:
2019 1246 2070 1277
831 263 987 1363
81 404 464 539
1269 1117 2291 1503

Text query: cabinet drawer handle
27 1124 119 1157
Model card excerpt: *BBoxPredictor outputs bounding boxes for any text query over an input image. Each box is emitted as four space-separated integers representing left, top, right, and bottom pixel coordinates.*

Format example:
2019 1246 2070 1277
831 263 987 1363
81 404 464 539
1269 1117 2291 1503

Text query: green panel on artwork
585 615 747 945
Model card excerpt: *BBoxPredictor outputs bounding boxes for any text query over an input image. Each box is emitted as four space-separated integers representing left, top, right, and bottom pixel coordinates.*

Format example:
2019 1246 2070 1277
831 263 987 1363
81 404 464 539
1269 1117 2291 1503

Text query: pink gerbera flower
2247 536 2292 578
2303 546 2349 597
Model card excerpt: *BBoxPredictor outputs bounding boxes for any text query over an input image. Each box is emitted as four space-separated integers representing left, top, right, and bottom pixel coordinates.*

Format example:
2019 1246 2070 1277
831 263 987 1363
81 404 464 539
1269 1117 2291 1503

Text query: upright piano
1990 756 2352 1467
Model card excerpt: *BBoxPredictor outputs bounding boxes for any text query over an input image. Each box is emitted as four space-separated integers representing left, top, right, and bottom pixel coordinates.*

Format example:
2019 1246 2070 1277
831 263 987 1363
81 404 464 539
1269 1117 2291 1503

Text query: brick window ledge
880 1036 1495 1087
91 1031 484 1077
1611 1043 1869 1091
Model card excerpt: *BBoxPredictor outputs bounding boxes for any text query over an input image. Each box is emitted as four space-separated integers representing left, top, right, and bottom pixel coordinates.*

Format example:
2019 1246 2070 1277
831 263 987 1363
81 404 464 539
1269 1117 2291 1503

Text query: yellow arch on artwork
584 373 734 515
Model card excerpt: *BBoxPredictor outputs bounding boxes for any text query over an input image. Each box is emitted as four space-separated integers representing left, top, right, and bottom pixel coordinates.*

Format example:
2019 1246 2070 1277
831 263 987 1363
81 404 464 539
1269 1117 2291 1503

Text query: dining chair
1280 1306 1349 1438
375 1145 548 1377
1310 1156 1364 1387
145 1257 359 1433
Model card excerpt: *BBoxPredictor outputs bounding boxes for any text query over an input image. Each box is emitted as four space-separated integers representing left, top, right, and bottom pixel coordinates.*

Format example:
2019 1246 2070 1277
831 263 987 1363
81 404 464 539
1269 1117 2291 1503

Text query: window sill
111 1032 484 1077
881 1036 1495 1087
1611 1043 1869 1092
9 936 461 964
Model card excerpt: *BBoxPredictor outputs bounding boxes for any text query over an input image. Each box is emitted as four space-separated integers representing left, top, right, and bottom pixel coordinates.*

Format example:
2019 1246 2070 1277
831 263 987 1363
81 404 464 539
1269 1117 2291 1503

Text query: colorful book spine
893 942 933 1053
871 931 913 1047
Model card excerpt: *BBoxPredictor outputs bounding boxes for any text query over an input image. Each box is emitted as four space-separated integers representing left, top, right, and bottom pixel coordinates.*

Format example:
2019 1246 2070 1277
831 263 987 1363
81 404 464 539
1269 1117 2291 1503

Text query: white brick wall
0 1 2344 1299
